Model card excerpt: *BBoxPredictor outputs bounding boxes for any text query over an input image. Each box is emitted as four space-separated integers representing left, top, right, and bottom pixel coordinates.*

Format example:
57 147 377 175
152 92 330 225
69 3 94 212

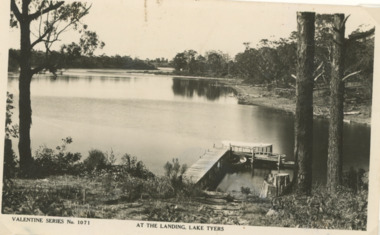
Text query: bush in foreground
265 185 368 230
33 137 83 178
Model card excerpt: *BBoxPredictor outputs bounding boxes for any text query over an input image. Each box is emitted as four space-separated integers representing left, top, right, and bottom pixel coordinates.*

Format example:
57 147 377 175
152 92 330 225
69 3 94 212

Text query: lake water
7 69 371 186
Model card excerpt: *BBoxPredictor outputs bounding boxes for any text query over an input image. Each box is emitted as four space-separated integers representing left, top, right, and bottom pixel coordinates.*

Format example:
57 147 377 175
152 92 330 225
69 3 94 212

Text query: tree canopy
170 16 374 92
10 0 105 75
10 0 105 177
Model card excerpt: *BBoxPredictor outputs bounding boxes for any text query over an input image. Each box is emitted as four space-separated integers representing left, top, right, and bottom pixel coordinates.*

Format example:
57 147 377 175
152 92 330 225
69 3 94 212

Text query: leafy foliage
120 153 154 179
10 1 105 74
33 137 82 178
164 158 187 189
234 38 297 87
3 139 18 180
4 92 18 139
8 49 157 71
3 92 19 179
10 0 106 176
172 50 230 77
83 149 108 171
241 186 251 195
169 16 374 96
79 31 105 56
266 185 368 230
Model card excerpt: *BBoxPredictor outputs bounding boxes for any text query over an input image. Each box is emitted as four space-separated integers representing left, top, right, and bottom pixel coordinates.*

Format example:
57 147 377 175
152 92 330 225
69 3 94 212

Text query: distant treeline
170 15 374 91
8 49 157 72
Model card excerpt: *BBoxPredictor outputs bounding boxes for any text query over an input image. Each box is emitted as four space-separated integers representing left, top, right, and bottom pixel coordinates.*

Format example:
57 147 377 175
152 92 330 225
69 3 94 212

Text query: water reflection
172 78 236 101
6 69 371 178
38 75 129 83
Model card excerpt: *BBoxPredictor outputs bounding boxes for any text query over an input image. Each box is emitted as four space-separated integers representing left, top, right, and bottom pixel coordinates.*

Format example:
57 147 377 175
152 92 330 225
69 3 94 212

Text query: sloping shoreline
150 72 372 126
229 84 371 126
194 76 372 126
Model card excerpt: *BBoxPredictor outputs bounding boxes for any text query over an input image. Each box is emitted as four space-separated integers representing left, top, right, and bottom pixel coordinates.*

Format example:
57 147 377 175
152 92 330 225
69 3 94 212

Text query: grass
261 185 368 230
2 173 368 230
1 140 369 229
2 174 271 224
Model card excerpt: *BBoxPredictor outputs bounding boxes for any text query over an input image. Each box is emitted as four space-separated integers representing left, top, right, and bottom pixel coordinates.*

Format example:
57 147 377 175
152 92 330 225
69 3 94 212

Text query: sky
7 0 377 60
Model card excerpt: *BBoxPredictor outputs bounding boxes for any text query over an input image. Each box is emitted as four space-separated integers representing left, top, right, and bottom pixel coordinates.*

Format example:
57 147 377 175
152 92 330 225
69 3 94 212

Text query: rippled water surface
7 69 371 182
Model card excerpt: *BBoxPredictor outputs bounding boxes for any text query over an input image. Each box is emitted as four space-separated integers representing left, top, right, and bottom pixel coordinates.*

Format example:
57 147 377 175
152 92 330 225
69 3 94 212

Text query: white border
0 1 379 235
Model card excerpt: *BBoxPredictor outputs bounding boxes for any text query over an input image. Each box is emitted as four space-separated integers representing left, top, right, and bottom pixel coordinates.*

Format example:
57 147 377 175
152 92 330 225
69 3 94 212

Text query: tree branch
340 15 350 29
28 1 64 21
32 4 90 49
342 71 361 82
31 66 45 75
348 27 375 42
30 26 54 49
31 64 58 77
314 72 323 82
10 0 21 22
315 61 323 72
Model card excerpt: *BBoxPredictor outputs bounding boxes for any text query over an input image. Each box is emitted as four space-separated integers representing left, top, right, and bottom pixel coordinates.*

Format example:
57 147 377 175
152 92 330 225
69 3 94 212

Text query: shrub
118 174 144 201
143 177 175 199
164 158 188 190
176 179 204 198
266 185 368 230
241 186 251 195
3 92 19 180
342 167 368 192
3 139 18 179
33 137 82 178
2 182 79 216
4 92 19 140
83 149 108 171
145 201 186 222
105 149 117 165
120 153 154 179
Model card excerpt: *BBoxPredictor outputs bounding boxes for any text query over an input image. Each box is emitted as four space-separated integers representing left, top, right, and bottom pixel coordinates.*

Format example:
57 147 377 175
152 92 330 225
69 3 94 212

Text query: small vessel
230 155 247 165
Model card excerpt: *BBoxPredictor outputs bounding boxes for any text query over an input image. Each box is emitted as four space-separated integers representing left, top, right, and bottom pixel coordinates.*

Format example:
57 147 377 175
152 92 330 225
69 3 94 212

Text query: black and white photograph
0 0 379 234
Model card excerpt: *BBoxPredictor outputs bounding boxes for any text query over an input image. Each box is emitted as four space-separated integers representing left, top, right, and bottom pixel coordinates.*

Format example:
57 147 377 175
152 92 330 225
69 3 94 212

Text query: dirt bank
132 72 372 126
219 79 371 126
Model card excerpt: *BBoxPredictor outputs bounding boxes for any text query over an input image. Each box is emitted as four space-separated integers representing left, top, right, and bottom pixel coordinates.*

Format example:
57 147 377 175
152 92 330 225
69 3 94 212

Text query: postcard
0 0 379 234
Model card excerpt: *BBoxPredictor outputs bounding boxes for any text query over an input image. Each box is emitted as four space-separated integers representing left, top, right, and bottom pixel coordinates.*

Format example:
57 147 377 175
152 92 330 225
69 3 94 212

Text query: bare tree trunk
294 12 315 195
327 14 345 192
18 72 33 177
18 1 34 177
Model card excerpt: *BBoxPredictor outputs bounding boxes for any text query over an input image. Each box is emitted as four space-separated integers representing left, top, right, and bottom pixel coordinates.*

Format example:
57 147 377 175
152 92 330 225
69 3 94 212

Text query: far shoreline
149 72 372 126
8 68 372 126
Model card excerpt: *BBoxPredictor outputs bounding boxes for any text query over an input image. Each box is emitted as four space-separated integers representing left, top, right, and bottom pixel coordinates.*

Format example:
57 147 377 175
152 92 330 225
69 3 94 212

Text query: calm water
7 69 371 185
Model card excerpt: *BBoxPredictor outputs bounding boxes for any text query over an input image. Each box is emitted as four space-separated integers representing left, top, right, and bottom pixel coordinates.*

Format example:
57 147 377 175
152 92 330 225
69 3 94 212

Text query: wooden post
82 188 86 204
229 144 232 158
275 175 279 196
251 149 254 165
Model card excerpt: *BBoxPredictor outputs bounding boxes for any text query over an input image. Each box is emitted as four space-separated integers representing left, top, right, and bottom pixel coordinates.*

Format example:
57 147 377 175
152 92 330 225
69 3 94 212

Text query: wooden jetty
221 141 273 154
182 146 229 188
183 141 294 195
223 140 293 170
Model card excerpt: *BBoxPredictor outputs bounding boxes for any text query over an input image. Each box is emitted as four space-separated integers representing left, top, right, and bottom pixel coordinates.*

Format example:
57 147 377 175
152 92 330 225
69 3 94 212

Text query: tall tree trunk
18 2 34 177
18 71 33 177
327 14 345 192
294 12 315 195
